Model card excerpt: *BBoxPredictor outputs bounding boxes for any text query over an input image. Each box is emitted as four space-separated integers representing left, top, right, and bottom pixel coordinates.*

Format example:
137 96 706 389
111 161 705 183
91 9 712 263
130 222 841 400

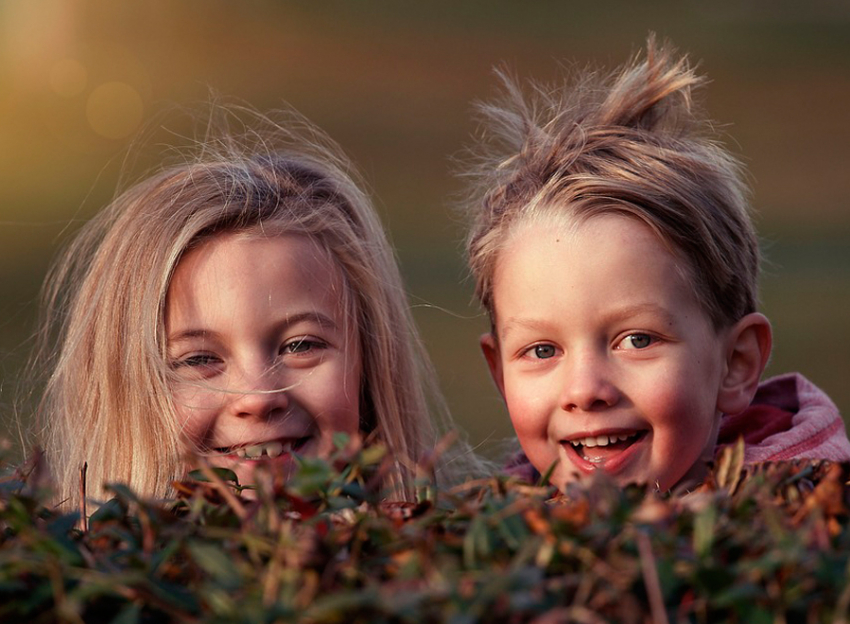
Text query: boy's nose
226 364 290 420
558 351 619 413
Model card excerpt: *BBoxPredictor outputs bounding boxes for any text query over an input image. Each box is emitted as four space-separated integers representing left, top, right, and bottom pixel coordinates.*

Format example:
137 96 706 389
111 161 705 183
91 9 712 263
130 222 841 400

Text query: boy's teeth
571 433 636 448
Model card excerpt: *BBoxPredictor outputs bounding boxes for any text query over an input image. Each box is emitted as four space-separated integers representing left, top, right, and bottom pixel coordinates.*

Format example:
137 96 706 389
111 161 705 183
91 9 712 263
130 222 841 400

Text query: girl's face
481 214 732 492
165 232 361 488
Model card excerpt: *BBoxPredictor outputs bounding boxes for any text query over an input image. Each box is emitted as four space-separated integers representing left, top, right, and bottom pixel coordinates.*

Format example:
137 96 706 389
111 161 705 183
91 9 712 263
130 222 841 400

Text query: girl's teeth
233 440 291 459
265 441 283 458
245 445 264 459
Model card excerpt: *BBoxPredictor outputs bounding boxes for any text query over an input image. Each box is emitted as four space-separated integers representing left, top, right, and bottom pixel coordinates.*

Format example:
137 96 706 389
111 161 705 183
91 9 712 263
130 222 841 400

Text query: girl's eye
530 344 557 359
618 333 655 350
173 353 221 369
281 338 327 355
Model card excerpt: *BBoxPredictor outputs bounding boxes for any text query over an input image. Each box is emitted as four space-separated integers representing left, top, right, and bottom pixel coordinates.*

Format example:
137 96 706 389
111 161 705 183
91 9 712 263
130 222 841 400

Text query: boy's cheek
504 385 551 441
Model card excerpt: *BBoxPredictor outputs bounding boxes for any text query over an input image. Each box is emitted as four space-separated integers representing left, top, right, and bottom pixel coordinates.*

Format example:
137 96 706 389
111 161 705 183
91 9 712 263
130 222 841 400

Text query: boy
463 39 850 490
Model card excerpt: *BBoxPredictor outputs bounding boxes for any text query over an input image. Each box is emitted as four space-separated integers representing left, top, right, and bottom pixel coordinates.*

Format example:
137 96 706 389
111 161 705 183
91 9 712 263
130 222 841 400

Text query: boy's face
482 213 732 491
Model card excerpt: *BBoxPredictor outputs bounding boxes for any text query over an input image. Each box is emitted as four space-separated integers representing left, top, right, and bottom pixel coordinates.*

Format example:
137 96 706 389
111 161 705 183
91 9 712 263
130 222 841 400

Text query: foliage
2 439 850 624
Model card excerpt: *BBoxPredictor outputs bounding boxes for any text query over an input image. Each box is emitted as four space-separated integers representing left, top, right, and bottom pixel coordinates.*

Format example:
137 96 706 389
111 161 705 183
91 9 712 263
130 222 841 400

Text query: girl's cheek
171 387 218 440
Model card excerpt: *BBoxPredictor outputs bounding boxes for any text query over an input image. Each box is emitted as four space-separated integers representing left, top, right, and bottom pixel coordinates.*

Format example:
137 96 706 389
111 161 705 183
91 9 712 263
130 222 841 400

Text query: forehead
166 232 349 325
498 211 670 273
505 208 696 281
492 213 708 327
176 231 340 281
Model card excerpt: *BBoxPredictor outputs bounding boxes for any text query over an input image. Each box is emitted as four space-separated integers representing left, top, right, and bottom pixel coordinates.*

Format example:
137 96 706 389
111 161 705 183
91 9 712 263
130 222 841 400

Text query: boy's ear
480 332 506 399
717 312 773 416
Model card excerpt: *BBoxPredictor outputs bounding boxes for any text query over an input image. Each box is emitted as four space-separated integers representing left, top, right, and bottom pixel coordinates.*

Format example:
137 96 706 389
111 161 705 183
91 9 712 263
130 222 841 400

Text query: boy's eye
618 333 654 350
531 344 557 359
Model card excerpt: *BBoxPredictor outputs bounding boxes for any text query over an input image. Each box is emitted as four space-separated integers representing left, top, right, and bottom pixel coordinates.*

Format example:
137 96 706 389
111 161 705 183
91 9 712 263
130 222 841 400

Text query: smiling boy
464 39 850 491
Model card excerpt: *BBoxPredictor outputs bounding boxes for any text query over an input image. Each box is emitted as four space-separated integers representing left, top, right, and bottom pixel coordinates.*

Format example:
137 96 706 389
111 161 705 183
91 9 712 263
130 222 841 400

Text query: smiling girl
34 107 457 508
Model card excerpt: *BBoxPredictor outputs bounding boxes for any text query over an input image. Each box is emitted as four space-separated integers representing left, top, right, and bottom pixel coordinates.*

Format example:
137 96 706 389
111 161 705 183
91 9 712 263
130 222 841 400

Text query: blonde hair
464 37 759 330
34 107 449 507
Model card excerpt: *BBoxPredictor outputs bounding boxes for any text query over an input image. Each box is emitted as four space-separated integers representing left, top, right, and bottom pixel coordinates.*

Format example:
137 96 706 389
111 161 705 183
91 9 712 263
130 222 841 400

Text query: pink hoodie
505 372 850 484
716 372 850 463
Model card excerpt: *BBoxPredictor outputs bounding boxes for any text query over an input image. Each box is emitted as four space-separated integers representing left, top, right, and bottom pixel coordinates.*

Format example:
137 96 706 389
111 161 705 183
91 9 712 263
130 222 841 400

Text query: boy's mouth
566 431 646 464
213 437 310 460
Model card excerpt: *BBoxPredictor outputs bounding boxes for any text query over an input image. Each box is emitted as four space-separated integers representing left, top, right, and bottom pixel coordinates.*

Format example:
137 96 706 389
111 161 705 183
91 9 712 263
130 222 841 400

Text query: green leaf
109 602 140 624
187 541 243 588
89 497 126 523
693 503 717 559
187 467 240 484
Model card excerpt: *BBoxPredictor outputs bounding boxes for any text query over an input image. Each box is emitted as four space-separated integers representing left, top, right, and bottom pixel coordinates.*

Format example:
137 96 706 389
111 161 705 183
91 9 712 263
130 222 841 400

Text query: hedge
2 439 850 623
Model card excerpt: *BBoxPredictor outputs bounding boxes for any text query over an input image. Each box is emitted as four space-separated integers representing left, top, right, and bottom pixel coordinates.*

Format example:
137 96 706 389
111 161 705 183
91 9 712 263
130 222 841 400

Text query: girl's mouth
566 431 646 465
213 437 310 460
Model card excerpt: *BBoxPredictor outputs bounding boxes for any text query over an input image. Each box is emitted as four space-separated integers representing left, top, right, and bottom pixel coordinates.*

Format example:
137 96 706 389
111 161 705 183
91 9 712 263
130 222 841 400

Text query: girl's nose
558 350 620 413
226 364 290 420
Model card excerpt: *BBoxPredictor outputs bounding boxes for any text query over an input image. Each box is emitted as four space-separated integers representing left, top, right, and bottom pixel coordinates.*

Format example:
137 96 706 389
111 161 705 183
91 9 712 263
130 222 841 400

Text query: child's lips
560 430 647 474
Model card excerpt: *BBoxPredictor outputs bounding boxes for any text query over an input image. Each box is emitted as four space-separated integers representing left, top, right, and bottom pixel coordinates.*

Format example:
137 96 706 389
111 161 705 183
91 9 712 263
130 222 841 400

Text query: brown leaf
524 508 553 539
380 500 432 523
631 494 672 525
794 462 847 525
715 436 745 494
548 497 591 528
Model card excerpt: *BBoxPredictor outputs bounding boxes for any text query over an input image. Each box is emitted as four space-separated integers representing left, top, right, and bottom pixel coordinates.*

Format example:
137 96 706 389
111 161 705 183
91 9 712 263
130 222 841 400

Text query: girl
33 107 455 508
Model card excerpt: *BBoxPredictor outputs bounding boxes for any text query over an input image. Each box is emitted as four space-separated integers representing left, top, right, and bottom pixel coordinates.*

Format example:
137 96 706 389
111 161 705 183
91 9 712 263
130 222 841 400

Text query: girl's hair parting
464 35 760 329
31 105 458 507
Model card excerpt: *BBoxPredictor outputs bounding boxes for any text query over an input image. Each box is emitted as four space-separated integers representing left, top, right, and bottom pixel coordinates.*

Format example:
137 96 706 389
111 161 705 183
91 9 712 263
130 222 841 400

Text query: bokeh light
86 81 144 139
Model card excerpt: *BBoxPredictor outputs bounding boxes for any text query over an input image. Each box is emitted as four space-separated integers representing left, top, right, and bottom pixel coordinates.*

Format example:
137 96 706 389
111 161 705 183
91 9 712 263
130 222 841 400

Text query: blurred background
2 1 849 460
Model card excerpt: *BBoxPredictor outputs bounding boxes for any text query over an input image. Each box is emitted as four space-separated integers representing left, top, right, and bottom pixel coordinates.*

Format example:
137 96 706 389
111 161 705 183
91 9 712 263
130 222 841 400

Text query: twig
79 462 88 533
636 531 669 624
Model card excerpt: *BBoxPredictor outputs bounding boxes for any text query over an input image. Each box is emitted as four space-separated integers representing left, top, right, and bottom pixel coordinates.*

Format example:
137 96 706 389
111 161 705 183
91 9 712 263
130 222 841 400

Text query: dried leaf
715 436 746 494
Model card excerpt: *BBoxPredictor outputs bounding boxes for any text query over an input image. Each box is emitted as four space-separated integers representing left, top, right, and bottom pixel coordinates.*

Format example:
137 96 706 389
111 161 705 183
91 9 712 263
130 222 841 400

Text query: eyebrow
166 311 339 344
498 317 554 341
603 303 679 326
499 302 679 340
